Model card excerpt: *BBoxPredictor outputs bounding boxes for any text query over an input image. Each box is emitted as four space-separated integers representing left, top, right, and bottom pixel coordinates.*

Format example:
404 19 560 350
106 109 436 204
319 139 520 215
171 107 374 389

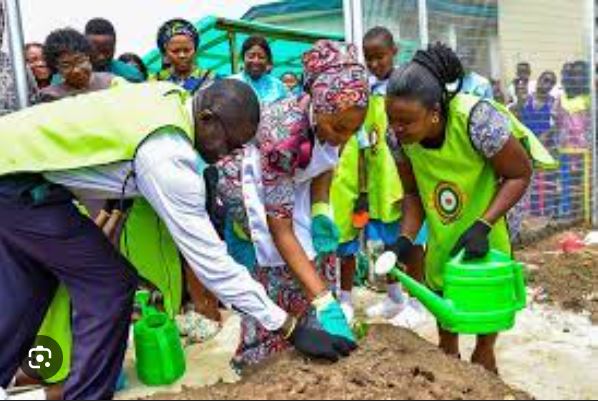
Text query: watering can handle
451 249 467 264
513 262 527 311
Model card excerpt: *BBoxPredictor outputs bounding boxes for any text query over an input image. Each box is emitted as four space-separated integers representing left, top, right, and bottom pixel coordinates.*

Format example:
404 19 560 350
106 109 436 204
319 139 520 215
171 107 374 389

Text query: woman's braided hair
388 43 465 115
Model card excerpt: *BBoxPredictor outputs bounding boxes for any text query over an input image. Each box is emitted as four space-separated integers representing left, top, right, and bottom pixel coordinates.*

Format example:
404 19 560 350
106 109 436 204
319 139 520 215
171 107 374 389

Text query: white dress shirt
45 131 287 331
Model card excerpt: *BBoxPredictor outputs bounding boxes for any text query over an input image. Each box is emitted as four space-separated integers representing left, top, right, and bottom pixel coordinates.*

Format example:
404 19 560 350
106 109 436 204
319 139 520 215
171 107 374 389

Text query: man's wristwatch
280 315 298 340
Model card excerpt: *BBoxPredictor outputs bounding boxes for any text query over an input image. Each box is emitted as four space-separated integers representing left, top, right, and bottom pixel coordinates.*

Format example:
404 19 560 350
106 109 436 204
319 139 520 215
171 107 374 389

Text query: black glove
285 318 357 362
385 235 415 265
450 220 492 261
103 198 134 213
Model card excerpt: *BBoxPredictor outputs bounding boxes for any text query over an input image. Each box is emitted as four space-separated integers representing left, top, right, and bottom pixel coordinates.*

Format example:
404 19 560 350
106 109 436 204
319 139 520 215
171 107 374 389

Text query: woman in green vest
384 44 547 373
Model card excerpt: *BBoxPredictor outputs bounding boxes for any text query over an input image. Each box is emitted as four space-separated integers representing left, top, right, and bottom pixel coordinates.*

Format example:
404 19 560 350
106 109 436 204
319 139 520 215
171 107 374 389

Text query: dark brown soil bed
516 230 598 324
147 325 531 400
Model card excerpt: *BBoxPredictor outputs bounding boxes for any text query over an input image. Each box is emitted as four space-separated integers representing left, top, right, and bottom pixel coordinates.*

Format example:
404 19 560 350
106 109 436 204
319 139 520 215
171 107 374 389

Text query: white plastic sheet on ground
115 313 241 400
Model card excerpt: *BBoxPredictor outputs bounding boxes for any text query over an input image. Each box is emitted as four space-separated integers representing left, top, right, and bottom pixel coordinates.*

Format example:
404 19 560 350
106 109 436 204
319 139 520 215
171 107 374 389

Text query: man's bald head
192 79 261 164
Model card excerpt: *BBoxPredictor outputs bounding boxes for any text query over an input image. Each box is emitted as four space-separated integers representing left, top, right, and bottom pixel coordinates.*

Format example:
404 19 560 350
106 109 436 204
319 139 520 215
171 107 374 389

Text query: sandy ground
114 229 598 400
395 228 598 400
403 299 598 400
145 325 530 400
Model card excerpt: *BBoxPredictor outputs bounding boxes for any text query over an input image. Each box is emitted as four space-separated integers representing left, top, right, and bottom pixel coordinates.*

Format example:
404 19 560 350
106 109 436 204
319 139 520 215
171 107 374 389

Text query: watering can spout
375 252 456 325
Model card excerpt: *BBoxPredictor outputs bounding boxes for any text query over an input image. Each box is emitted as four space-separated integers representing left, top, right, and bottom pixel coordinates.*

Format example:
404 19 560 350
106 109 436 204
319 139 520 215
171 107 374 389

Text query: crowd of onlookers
502 61 592 220
2 11 594 222
457 50 593 221
2 17 145 115
4 16 306 110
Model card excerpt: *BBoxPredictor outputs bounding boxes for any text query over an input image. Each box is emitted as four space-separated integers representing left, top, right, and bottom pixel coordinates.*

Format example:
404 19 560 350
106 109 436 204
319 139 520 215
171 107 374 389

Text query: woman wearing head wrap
232 35 288 104
216 40 369 368
151 19 214 94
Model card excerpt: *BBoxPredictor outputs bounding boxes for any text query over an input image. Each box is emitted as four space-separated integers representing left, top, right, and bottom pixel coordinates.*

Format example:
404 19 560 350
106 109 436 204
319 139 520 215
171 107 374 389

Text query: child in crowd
555 61 592 219
507 78 529 120
332 27 427 327
520 71 559 217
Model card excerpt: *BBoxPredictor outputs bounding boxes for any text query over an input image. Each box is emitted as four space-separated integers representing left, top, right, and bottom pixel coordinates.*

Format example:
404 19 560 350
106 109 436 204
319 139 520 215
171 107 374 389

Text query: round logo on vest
434 182 464 224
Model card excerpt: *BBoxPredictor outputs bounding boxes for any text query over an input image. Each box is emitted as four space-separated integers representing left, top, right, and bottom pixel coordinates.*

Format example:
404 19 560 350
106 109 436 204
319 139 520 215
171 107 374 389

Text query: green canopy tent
143 16 345 78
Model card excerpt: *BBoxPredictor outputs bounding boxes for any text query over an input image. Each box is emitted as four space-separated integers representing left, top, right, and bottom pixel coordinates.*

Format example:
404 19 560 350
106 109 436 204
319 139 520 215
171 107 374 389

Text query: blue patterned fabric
461 72 494 100
152 67 214 95
232 72 288 104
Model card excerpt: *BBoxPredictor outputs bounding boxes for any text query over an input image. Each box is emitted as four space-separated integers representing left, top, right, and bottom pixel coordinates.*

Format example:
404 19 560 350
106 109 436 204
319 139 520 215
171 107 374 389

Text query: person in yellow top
332 27 427 325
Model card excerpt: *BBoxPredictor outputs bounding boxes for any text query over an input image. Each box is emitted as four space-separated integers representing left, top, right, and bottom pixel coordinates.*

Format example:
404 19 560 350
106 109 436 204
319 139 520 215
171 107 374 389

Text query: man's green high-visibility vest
0 82 193 176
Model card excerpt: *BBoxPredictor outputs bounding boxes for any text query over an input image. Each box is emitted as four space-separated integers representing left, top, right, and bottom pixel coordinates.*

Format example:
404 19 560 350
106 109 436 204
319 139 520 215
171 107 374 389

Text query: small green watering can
375 250 527 334
134 291 186 386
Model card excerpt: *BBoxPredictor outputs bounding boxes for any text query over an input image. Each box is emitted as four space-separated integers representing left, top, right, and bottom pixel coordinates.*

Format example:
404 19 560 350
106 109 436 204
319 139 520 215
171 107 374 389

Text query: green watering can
375 250 527 334
134 291 186 386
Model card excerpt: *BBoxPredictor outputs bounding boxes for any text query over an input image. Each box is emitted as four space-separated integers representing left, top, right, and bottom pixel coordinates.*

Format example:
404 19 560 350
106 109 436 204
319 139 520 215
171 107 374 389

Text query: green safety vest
0 82 193 176
120 198 183 319
331 95 404 243
403 94 556 291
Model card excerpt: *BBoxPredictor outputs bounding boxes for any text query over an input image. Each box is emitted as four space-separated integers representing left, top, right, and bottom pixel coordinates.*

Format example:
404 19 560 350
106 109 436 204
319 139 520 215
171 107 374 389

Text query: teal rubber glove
311 203 340 256
313 292 356 343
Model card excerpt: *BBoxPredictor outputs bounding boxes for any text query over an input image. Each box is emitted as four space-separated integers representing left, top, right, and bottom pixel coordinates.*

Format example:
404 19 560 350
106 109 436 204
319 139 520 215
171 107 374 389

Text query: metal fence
4 0 598 235
362 0 598 237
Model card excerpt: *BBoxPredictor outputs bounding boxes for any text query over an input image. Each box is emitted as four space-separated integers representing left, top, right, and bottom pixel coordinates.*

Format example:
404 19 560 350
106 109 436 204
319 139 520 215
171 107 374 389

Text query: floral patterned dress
216 95 336 367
